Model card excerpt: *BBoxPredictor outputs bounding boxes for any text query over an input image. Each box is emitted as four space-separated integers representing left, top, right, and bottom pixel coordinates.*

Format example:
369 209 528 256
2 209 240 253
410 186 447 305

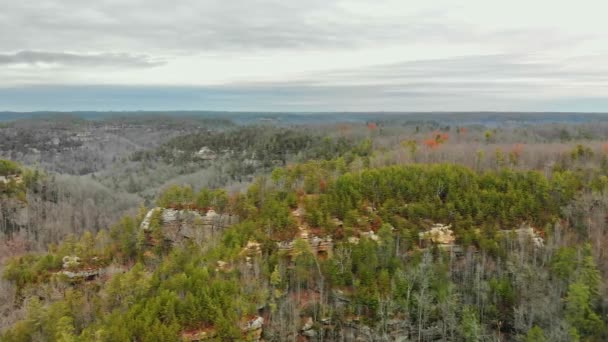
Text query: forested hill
2 153 607 341
0 160 43 233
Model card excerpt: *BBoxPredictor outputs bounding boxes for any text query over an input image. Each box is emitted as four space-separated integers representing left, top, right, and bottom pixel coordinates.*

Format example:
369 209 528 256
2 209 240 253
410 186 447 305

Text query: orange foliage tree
424 131 449 149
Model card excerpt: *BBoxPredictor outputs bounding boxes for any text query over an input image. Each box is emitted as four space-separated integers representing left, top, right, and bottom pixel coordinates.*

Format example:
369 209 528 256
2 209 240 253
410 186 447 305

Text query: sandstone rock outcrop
195 146 217 160
502 224 544 248
140 207 237 245
242 316 264 341
58 255 106 280
182 328 216 341
419 223 455 245
277 236 333 258
299 316 409 341
0 174 22 185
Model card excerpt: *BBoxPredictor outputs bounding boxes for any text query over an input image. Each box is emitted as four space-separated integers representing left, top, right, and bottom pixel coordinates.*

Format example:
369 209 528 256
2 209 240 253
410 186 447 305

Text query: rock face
140 207 237 245
0 174 22 185
181 316 264 341
241 241 262 256
300 316 409 341
309 236 333 257
60 268 105 280
59 255 105 280
215 260 232 272
182 328 217 341
139 208 157 231
506 224 544 248
195 146 217 160
242 316 264 341
419 223 455 245
277 236 333 258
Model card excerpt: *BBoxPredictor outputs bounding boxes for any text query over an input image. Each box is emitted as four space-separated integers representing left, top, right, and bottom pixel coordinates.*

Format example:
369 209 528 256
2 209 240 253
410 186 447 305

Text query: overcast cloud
0 51 164 68
1 0 607 111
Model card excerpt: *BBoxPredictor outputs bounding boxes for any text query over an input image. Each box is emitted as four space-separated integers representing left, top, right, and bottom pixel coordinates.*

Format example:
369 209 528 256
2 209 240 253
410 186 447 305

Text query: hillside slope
2 157 607 341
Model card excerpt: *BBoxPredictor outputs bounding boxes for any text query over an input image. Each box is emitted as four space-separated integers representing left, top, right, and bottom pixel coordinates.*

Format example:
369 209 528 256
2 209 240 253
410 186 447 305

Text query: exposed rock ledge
140 207 238 244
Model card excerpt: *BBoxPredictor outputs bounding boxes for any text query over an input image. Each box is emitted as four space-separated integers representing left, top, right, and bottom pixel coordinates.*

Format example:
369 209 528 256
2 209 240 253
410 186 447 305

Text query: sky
1 0 608 112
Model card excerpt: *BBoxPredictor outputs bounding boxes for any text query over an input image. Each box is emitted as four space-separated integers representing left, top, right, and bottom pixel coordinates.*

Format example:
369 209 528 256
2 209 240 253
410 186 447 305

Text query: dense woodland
1 113 608 341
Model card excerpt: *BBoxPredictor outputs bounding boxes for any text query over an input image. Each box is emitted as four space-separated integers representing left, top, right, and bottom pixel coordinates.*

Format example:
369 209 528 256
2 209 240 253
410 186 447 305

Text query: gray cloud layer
1 53 607 111
237 54 608 98
2 1 374 51
0 1 541 53
1 1 607 111
0 51 164 68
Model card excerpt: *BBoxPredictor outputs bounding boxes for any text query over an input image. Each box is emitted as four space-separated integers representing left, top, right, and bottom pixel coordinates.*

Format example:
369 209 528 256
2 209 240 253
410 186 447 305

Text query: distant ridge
1 111 608 125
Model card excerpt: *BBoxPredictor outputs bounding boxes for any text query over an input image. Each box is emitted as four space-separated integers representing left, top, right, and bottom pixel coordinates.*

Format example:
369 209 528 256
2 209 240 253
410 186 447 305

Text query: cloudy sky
1 0 608 111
